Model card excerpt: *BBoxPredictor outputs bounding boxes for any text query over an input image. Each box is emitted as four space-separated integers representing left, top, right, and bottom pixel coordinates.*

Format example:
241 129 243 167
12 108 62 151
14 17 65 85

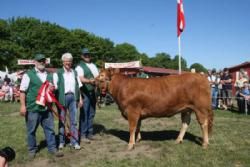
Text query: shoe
58 143 64 150
73 144 81 150
81 137 91 144
28 152 36 160
51 151 64 157
88 135 97 141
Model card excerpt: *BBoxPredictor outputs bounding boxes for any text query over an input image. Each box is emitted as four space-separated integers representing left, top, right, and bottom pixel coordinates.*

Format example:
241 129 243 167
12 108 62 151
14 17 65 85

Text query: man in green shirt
20 54 63 159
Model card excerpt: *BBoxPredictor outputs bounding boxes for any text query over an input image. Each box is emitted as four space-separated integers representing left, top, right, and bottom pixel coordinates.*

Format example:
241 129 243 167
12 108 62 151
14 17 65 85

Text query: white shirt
75 62 99 78
20 68 47 92
53 68 82 94
208 75 219 87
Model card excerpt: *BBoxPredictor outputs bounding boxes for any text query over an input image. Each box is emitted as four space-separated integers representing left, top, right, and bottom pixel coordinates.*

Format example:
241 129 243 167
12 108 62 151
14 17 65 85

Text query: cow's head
97 68 120 95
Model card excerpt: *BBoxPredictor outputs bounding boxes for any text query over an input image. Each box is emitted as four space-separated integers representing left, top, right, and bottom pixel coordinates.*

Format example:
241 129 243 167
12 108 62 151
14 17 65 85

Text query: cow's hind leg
135 119 141 143
194 109 210 148
176 111 191 144
127 112 139 150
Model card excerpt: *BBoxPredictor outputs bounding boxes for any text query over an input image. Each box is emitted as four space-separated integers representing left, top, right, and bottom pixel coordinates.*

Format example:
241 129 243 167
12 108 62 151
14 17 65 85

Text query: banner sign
105 61 141 69
18 58 50 65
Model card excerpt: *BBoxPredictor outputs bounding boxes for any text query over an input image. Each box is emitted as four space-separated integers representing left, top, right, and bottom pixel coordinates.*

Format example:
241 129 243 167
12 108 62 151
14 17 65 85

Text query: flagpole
178 36 181 74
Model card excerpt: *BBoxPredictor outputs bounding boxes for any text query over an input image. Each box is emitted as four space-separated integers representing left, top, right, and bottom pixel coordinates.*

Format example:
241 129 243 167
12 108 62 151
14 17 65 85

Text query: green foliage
190 63 208 73
172 55 188 70
0 17 204 71
111 43 141 62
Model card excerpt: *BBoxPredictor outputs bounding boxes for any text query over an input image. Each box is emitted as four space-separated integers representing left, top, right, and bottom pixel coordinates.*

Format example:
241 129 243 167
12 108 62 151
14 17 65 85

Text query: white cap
61 53 73 61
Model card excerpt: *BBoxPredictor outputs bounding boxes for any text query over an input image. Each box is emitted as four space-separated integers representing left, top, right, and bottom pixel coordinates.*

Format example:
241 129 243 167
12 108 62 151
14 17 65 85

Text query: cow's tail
208 109 214 137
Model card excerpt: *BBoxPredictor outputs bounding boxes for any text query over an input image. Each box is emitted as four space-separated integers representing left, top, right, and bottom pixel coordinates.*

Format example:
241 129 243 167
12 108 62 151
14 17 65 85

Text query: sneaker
73 144 81 150
51 151 64 157
81 137 91 144
58 143 64 150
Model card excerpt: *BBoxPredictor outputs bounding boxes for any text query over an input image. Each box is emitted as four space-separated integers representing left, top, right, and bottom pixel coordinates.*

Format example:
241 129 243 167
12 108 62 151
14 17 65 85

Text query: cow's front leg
127 112 139 150
200 118 209 149
176 112 191 144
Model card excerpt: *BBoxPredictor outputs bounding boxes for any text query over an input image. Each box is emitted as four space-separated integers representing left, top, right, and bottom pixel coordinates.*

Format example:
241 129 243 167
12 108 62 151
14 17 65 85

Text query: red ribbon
36 81 79 140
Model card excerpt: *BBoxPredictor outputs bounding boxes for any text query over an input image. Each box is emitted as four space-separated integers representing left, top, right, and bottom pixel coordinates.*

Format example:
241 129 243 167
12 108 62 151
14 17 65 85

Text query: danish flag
177 0 185 37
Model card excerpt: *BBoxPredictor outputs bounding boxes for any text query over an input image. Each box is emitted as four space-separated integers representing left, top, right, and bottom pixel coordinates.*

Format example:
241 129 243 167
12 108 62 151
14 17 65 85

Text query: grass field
0 102 250 167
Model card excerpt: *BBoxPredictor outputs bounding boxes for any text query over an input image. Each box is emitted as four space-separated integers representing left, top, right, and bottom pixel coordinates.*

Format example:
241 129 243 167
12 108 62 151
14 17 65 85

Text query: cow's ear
108 68 119 76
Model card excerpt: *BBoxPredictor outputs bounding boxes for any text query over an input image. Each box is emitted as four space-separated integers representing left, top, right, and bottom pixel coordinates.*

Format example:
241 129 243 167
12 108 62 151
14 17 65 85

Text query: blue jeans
25 111 57 154
79 91 96 138
211 87 218 109
58 93 79 145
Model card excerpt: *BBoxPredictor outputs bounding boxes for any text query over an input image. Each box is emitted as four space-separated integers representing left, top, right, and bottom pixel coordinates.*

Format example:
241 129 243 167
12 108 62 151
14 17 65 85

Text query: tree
0 17 194 72
190 63 207 73
149 53 172 68
171 55 188 70
111 43 140 62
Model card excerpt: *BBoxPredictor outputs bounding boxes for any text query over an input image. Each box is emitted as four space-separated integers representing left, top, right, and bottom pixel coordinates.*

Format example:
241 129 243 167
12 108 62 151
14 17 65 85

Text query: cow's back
110 73 211 118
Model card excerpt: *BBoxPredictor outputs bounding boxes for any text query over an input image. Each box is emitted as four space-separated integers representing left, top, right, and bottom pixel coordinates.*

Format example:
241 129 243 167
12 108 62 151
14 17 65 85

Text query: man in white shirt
53 53 81 150
75 48 99 143
207 69 220 110
19 54 63 159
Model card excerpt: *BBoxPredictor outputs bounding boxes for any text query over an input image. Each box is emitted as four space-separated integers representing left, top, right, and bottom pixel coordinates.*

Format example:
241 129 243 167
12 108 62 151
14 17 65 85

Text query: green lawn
0 102 249 167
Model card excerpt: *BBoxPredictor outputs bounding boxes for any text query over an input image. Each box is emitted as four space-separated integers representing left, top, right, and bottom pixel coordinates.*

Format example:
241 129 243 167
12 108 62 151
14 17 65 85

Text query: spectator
3 75 10 85
235 70 249 112
19 54 63 159
1 81 10 102
235 69 249 89
0 77 3 89
75 48 99 143
207 69 220 110
221 68 233 110
53 53 81 150
136 68 149 78
238 81 250 113
190 68 196 73
216 71 224 109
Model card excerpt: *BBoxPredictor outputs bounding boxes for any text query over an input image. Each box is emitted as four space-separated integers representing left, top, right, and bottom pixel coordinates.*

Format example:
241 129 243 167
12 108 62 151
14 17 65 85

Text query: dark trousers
79 91 96 138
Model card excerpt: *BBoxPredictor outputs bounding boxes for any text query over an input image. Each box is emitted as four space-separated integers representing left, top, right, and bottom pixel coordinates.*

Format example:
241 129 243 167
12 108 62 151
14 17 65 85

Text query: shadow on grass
37 140 47 152
36 124 107 152
107 129 202 146
93 124 106 135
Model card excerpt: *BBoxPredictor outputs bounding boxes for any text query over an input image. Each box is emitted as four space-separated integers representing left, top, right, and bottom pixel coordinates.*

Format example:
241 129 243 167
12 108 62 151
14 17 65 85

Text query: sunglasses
38 59 46 63
83 54 91 57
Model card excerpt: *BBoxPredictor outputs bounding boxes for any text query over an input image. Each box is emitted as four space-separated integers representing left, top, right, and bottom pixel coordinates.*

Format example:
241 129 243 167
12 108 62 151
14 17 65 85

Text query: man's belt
65 91 74 95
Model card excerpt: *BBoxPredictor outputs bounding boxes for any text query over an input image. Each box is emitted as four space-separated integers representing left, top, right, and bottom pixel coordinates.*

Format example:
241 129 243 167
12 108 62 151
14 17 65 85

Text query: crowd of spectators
0 75 20 102
207 68 250 113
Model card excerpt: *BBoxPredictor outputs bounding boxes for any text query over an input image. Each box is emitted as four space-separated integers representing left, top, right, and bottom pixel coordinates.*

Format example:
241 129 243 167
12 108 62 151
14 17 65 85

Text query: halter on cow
97 68 213 150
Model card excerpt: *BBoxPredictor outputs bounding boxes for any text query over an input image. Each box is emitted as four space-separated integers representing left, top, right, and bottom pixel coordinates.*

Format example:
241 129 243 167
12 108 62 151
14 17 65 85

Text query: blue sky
1 0 250 70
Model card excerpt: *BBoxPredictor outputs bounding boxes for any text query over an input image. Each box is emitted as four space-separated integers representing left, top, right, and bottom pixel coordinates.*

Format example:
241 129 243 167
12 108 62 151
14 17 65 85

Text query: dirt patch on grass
19 130 161 167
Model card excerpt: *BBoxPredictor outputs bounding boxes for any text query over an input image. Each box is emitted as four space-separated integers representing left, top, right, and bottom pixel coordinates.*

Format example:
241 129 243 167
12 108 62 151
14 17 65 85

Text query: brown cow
97 69 213 150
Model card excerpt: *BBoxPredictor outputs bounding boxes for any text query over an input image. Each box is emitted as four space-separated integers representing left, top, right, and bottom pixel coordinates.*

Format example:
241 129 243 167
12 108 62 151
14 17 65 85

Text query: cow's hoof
202 143 208 149
127 144 135 151
136 138 141 143
175 139 183 144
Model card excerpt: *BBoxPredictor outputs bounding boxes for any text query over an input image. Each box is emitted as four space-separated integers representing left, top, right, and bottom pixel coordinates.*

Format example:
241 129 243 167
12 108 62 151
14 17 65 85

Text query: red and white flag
177 0 185 37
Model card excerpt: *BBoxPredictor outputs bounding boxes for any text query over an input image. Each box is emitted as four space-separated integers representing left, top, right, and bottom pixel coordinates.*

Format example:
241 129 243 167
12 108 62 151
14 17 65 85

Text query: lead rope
36 81 79 142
